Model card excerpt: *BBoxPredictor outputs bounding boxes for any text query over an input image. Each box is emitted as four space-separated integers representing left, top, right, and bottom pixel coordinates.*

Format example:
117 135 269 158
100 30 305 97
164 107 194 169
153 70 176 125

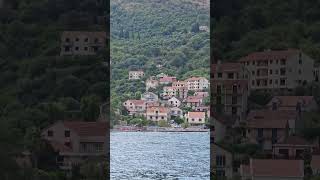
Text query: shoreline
111 127 210 132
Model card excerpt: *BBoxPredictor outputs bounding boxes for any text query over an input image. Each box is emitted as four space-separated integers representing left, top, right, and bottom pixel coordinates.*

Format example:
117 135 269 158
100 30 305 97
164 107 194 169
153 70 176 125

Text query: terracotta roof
188 112 205 119
126 100 146 105
211 63 243 72
250 159 304 177
311 155 320 169
268 96 315 107
63 121 108 137
186 96 203 103
247 110 297 128
239 49 300 62
195 92 209 97
146 106 169 114
159 76 176 82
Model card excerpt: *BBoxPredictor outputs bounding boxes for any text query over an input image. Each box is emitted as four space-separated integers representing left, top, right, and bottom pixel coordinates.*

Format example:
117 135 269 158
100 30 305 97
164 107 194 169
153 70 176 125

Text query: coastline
111 126 210 132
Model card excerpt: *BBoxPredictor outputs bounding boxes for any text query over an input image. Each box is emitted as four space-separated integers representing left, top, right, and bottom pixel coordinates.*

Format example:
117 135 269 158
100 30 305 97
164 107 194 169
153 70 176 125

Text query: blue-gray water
110 132 210 180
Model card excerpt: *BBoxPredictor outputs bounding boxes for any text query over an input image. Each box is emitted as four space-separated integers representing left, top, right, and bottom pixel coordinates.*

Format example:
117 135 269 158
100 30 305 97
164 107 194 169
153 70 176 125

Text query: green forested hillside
0 0 108 179
110 0 210 114
213 0 320 61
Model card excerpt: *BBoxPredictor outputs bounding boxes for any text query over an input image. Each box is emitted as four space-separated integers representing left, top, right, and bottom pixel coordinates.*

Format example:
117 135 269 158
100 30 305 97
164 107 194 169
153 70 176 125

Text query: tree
174 116 185 124
181 122 189 128
80 95 101 121
158 120 169 127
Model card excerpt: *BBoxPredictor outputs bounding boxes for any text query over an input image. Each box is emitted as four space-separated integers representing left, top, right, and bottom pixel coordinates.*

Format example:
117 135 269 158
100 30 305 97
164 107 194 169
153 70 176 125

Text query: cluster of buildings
124 72 210 126
212 49 320 179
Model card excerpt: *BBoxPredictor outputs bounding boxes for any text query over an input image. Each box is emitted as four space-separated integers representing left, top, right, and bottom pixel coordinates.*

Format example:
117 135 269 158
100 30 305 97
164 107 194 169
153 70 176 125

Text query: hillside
110 0 210 116
213 0 320 62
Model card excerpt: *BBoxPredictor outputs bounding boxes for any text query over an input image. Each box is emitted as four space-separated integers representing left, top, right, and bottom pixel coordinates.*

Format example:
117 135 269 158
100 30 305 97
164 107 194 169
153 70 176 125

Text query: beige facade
186 77 209 91
146 78 159 90
60 31 107 56
129 71 144 80
41 121 108 170
186 111 206 125
145 106 170 121
168 97 181 107
123 100 147 115
239 49 314 90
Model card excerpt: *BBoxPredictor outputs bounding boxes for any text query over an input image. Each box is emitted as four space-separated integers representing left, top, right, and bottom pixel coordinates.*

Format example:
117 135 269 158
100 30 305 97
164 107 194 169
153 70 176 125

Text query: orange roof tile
63 121 108 137
188 112 205 119
247 110 297 128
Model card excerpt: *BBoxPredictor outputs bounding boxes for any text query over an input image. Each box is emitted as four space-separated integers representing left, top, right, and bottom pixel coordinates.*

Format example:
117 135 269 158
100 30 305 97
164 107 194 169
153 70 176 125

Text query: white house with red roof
167 96 181 107
145 106 170 121
42 121 108 170
123 100 147 115
185 111 206 126
184 96 203 109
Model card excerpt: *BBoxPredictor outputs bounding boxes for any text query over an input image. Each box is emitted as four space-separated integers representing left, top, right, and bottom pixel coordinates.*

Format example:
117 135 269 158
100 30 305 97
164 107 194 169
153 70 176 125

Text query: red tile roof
211 63 243 72
186 96 203 103
146 106 169 114
159 76 177 82
64 121 108 137
239 49 300 62
247 110 297 128
126 100 146 105
188 112 206 119
250 159 304 177
268 96 315 107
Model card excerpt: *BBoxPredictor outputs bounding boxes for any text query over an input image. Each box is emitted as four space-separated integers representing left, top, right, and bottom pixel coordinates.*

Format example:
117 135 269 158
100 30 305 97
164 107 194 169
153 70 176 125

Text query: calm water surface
110 132 210 180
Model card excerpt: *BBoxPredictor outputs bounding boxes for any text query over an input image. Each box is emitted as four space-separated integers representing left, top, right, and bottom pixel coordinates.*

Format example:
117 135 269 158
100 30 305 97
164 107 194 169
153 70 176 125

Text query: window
217 85 222 94
280 79 286 86
269 69 272 74
270 60 273 64
65 38 70 42
275 79 278 84
48 130 53 137
192 119 195 121
84 47 88 51
253 61 255 65
232 85 237 94
257 128 263 137
252 71 255 75
64 142 71 147
199 119 202 121
218 73 222 78
280 59 286 65
272 129 277 143
228 73 234 79
299 53 302 64
216 155 226 166
279 149 289 158
272 102 277 110
94 38 99 43
84 38 89 42
252 80 255 86
93 46 98 52
269 79 272 84
75 37 79 42
65 130 70 137
246 61 249 66
75 46 79 51
232 96 237 105
280 68 286 76
216 170 226 177
216 96 222 105
232 107 237 115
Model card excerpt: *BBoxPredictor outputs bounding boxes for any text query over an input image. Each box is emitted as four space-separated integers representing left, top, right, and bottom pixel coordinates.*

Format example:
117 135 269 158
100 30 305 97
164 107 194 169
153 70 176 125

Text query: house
246 110 299 150
172 81 186 88
159 76 177 85
123 100 147 115
267 96 318 112
156 73 168 78
60 31 107 56
186 77 209 91
162 86 177 98
141 92 158 103
194 106 210 112
194 91 209 98
168 97 181 107
199 25 209 32
311 154 320 176
146 78 159 91
211 143 233 179
273 135 313 159
239 159 304 180
129 70 144 80
239 49 315 91
185 96 203 109
186 111 206 126
42 121 108 170
211 62 250 120
175 86 188 99
170 107 183 118
145 106 170 121
212 115 235 142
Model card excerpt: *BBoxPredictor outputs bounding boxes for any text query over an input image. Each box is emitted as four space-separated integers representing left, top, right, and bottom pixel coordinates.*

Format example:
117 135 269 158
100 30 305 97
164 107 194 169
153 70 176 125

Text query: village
212 49 320 180
115 70 210 131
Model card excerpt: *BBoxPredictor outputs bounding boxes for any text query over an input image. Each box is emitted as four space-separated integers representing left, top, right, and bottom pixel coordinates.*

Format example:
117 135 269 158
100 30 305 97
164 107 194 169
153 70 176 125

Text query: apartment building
211 62 250 120
239 49 314 91
129 70 144 80
42 121 108 170
60 31 107 56
123 100 147 115
185 96 203 109
211 143 233 179
186 77 209 91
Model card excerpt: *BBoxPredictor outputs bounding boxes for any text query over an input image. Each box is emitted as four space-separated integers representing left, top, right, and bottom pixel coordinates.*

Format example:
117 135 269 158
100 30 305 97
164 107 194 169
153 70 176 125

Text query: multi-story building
129 70 144 80
162 86 188 99
159 76 177 85
211 62 250 120
185 96 203 109
141 92 158 103
211 143 233 179
186 77 209 91
123 100 147 115
172 81 186 88
239 49 315 91
246 110 299 150
60 31 107 56
145 106 170 121
167 97 181 107
42 121 108 170
170 107 183 118
146 77 159 90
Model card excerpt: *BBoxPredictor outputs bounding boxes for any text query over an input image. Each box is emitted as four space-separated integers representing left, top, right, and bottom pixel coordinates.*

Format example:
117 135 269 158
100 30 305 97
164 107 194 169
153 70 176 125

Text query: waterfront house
272 135 313 159
186 111 206 126
239 159 304 180
239 49 314 91
42 121 108 170
186 77 209 91
60 31 107 56
123 100 147 115
211 143 233 179
246 110 299 150
168 97 181 107
141 92 159 103
170 107 183 118
129 70 144 80
159 76 177 85
267 96 318 112
145 106 170 121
